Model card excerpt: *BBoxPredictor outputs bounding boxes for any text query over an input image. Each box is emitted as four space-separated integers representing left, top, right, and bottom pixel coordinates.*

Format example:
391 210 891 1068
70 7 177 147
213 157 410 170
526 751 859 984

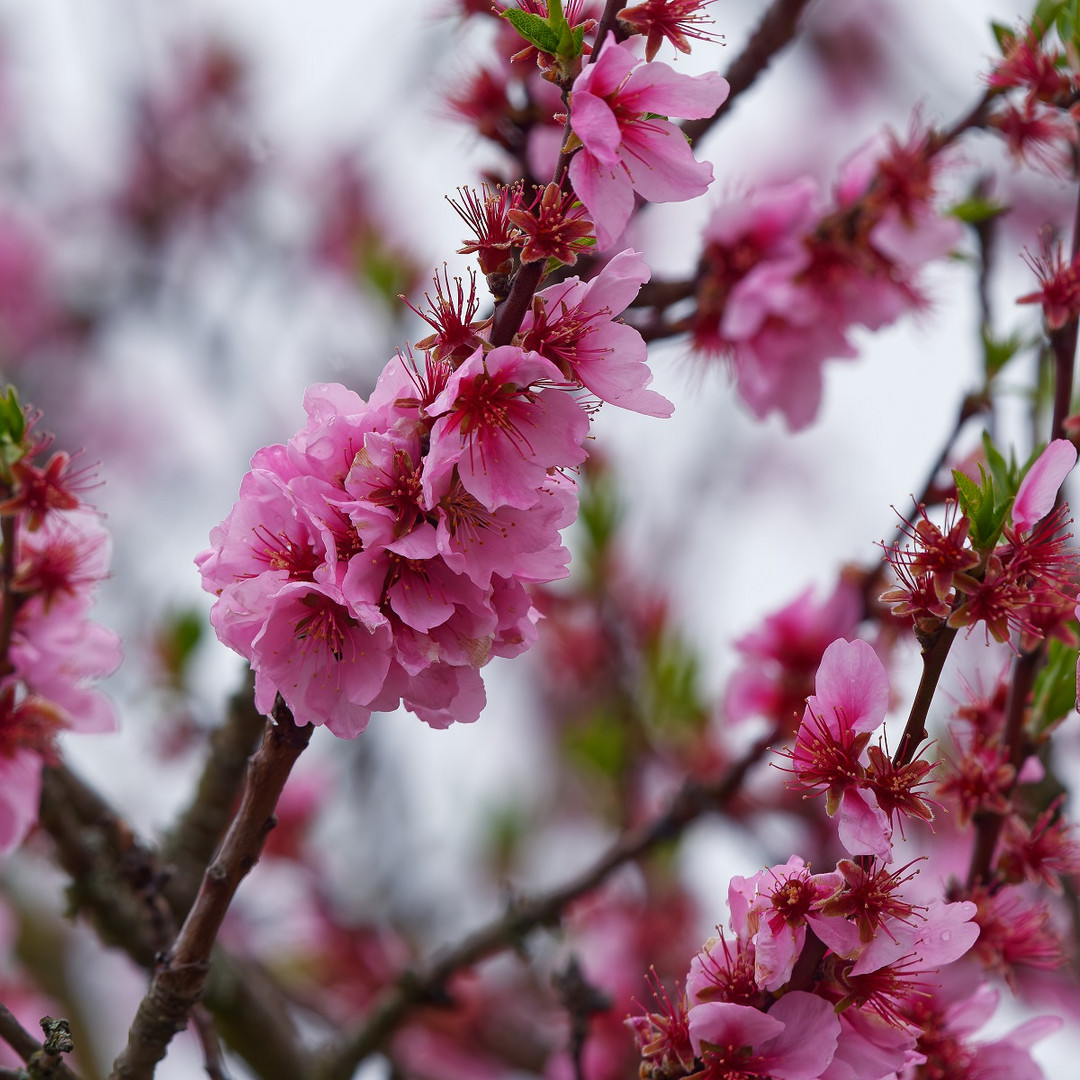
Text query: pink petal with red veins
618 118 715 204
574 37 637 98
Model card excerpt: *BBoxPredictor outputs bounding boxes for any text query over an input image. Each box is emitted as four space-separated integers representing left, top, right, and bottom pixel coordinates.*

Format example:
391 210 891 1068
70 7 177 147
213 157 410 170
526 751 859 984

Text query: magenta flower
423 345 590 512
568 39 729 248
521 248 673 417
1012 438 1077 533
688 991 841 1080
789 637 894 860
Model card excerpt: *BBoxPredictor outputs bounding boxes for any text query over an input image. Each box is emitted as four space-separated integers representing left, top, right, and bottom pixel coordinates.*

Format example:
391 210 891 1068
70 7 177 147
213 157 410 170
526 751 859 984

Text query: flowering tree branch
314 725 777 1080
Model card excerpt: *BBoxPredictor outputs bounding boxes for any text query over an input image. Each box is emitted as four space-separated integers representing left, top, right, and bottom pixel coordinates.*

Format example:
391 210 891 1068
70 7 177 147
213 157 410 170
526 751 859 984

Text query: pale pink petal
569 149 635 249
688 1001 784 1058
571 91 622 165
837 787 893 860
621 63 729 120
1012 438 1077 531
0 750 43 855
813 638 889 734
618 119 715 204
761 992 842 1080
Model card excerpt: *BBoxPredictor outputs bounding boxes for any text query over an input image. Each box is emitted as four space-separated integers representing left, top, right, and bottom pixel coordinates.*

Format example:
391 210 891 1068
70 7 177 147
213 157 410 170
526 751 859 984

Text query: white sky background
4 0 1080 1077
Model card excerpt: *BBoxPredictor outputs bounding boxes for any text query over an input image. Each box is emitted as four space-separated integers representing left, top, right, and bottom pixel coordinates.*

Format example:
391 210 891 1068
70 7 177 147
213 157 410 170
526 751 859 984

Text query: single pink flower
688 991 841 1080
424 345 590 512
522 248 673 417
568 39 728 248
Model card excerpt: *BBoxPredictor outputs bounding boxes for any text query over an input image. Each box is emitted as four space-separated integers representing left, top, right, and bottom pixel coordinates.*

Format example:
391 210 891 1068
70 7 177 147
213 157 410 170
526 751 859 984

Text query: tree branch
0 1006 81 1080
683 0 814 147
107 698 313 1080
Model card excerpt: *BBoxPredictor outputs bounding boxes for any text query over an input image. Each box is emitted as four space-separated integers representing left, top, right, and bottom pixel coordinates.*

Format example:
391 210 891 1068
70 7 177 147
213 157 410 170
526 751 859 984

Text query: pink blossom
688 991 841 1080
423 345 590 511
1012 438 1077 532
521 248 673 417
725 575 862 729
568 39 728 248
789 637 894 860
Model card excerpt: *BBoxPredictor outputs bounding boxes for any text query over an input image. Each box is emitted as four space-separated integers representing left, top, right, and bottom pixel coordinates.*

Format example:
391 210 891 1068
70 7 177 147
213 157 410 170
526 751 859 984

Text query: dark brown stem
683 0 814 147
965 648 1041 891
892 624 959 768
1049 176 1080 438
590 0 626 58
159 673 266 922
314 728 776 1080
39 750 309 1079
107 698 312 1080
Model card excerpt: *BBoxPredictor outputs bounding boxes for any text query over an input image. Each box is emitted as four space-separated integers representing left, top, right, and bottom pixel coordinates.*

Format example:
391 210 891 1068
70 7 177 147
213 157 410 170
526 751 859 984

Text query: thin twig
191 1006 232 1080
314 728 776 1080
160 672 266 922
683 0 814 147
0 1007 82 1080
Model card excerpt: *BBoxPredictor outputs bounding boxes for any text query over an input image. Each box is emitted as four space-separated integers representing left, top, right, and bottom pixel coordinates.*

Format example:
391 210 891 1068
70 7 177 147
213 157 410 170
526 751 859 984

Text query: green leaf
1030 638 1080 739
1034 0 1068 36
991 21 1017 51
0 385 25 445
981 327 1029 379
501 8 562 54
949 195 1009 225
952 468 985 523
564 708 629 778
982 430 1014 494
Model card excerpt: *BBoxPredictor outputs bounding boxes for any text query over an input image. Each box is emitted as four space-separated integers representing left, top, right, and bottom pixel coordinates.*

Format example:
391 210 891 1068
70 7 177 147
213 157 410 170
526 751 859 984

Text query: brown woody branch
683 0 814 147
107 697 312 1080
0 1006 81 1080
159 673 266 921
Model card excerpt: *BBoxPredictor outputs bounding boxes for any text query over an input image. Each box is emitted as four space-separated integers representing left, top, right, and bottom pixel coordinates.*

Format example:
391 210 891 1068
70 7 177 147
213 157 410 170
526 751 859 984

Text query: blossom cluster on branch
5 2 1080 1079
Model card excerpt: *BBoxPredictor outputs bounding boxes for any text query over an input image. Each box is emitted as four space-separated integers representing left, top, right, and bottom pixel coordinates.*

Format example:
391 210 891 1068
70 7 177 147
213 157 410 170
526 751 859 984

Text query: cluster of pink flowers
629 848 984 1080
0 405 120 853
882 439 1078 648
198 250 671 734
631 628 1070 1080
985 24 1080 176
692 129 962 429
